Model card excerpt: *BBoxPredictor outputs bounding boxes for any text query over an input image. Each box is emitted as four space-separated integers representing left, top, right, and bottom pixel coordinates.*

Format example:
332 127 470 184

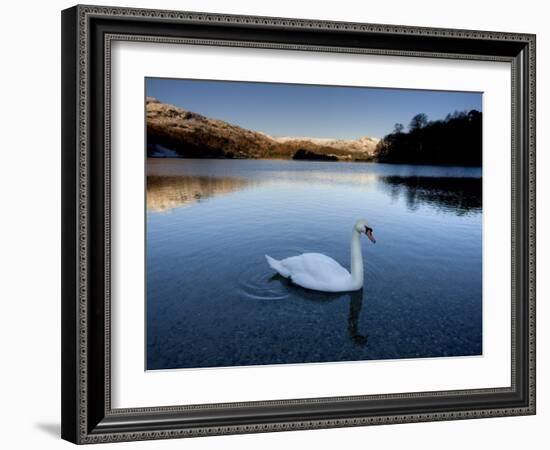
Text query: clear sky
146 78 482 140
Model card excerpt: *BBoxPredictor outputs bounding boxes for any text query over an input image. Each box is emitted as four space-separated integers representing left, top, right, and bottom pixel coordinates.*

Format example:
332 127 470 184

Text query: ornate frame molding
61 4 536 444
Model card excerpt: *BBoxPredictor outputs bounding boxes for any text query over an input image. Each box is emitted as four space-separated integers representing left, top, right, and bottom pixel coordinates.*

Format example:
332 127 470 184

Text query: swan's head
355 219 376 244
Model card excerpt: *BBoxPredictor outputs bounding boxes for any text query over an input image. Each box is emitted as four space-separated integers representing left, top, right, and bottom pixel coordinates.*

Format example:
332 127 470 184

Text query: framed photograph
61 4 536 444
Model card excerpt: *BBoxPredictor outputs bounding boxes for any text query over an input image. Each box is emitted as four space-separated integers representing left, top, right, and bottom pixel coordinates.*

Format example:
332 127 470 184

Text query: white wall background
0 0 546 448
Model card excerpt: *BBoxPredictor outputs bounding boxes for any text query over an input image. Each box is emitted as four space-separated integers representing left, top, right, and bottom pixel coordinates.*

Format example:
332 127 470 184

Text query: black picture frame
61 4 536 444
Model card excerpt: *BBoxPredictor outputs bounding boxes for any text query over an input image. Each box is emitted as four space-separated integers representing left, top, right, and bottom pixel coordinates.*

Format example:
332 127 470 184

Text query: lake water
146 158 482 370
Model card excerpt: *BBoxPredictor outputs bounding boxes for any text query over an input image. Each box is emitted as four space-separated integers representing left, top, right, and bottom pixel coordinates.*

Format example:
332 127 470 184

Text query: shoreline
147 155 482 168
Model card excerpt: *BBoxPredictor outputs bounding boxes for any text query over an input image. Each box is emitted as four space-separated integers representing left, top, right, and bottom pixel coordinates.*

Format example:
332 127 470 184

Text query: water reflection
302 288 368 347
148 172 481 216
147 175 255 212
379 176 481 214
270 171 379 188
348 290 368 346
271 275 367 347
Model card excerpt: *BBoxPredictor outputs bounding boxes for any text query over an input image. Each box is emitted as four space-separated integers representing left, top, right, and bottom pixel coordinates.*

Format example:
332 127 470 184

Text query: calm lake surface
146 158 482 370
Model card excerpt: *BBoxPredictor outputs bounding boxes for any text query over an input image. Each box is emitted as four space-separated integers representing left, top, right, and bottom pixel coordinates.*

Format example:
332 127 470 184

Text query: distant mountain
273 135 380 157
146 97 379 161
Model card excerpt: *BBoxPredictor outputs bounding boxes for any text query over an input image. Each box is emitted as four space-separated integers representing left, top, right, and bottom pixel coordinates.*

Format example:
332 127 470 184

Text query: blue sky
146 78 482 140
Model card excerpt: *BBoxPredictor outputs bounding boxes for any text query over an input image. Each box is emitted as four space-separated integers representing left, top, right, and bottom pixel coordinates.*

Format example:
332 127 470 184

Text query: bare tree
393 123 404 134
409 113 428 131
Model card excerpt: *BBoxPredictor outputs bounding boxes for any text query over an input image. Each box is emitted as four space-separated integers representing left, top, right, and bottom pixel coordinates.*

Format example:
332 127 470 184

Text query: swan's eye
365 226 373 234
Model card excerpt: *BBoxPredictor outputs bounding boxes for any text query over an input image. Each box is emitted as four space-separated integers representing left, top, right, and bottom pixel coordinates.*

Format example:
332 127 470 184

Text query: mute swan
265 219 376 292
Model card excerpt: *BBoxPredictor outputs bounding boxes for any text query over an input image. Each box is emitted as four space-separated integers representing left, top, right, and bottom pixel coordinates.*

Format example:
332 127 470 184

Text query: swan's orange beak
365 227 376 244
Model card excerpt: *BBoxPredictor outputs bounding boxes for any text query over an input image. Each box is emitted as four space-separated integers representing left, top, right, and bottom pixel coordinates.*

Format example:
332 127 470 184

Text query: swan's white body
265 219 375 293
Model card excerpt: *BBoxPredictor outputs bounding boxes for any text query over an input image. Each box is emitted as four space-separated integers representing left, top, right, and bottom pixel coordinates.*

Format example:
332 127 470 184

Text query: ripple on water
237 263 291 301
235 241 309 301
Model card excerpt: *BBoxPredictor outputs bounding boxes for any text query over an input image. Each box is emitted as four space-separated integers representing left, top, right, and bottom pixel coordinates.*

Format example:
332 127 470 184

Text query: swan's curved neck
350 228 364 288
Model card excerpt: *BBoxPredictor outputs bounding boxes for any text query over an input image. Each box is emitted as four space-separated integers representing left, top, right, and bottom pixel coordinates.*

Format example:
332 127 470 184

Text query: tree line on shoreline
375 110 482 166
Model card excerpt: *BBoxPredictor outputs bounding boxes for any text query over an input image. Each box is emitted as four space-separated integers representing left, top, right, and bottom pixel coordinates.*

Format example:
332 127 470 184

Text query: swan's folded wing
289 271 325 291
290 269 352 292
300 253 351 279
278 254 347 278
281 253 352 291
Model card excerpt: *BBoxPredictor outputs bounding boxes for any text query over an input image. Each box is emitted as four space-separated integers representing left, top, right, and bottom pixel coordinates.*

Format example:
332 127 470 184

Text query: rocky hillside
274 136 379 159
146 97 379 161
